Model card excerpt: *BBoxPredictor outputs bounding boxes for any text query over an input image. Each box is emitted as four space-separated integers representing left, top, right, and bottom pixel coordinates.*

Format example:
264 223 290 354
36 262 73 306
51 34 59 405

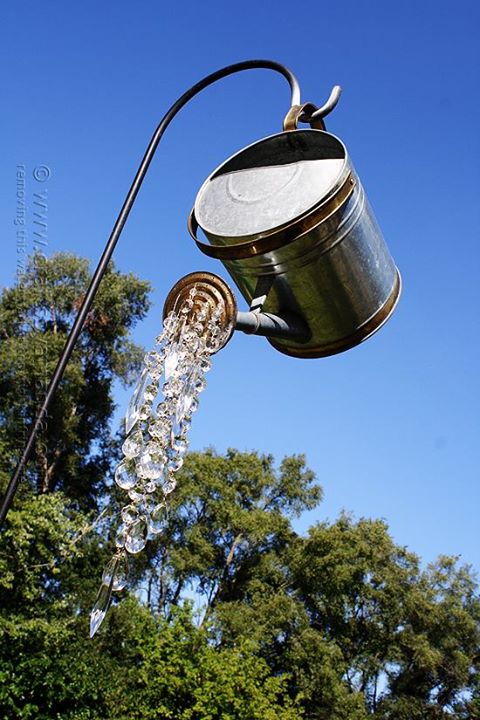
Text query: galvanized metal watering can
186 106 401 358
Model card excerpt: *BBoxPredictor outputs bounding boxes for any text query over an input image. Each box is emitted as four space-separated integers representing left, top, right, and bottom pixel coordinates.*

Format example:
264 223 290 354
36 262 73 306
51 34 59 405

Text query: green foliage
0 493 87 611
0 252 151 509
0 494 114 720
103 602 300 720
288 516 480 718
0 595 300 720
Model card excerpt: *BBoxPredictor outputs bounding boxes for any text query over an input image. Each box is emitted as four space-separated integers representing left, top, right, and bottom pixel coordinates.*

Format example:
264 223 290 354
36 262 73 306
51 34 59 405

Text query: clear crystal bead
172 437 189 455
163 377 182 398
115 462 137 491
144 383 159 403
149 421 171 443
148 366 162 383
136 451 164 480
162 312 177 334
156 403 172 421
138 405 151 421
196 306 208 322
162 476 177 495
211 305 223 321
147 503 167 534
144 351 160 370
182 329 202 354
124 518 147 554
127 488 144 503
122 428 143 459
167 456 183 473
180 298 194 314
143 480 157 494
195 376 206 393
121 504 139 526
200 357 211 373
146 441 167 458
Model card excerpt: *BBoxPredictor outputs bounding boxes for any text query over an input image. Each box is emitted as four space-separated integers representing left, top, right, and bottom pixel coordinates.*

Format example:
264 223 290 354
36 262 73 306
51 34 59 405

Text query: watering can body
189 129 400 358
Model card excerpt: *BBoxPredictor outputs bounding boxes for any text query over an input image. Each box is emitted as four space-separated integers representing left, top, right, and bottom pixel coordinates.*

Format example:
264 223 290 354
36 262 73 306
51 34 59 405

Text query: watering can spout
162 272 311 350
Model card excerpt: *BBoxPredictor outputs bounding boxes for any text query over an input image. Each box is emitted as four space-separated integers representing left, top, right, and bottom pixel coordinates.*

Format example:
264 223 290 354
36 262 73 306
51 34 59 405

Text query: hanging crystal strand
90 286 229 636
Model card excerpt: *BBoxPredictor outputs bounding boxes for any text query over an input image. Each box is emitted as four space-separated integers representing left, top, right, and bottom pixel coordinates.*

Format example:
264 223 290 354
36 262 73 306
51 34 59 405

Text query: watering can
187 108 401 358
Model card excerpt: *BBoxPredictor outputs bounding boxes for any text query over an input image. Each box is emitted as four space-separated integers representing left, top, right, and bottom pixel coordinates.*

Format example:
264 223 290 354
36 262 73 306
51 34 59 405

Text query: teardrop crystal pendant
164 342 181 380
175 386 194 424
90 581 114 638
101 553 128 591
125 368 151 434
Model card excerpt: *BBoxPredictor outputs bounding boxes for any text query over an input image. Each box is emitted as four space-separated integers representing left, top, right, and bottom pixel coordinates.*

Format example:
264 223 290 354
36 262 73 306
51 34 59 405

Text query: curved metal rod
311 84 342 120
0 60 301 528
299 84 342 123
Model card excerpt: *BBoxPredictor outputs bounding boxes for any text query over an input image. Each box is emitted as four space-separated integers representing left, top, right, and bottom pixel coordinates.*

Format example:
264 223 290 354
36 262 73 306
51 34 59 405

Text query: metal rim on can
190 129 351 260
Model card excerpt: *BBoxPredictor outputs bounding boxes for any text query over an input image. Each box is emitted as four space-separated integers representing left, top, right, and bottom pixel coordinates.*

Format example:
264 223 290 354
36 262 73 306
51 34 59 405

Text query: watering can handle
283 86 342 131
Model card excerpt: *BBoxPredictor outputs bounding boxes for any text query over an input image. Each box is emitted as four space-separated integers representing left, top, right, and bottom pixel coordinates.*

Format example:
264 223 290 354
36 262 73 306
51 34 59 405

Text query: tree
138 448 321 624
286 516 480 719
0 494 117 719
0 251 150 509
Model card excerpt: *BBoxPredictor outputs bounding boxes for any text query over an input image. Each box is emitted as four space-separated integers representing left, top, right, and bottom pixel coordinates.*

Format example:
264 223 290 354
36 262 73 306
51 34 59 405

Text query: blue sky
1 0 479 570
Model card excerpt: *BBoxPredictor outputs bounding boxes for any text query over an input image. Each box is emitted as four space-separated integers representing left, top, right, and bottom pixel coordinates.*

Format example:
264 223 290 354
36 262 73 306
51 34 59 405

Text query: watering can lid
195 129 348 239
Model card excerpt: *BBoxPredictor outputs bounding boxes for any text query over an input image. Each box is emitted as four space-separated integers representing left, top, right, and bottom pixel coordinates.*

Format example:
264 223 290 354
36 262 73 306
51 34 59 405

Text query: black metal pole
0 60 301 528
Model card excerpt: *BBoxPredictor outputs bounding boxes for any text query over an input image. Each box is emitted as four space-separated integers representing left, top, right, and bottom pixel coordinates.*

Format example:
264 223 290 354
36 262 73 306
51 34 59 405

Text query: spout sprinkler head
163 272 237 354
